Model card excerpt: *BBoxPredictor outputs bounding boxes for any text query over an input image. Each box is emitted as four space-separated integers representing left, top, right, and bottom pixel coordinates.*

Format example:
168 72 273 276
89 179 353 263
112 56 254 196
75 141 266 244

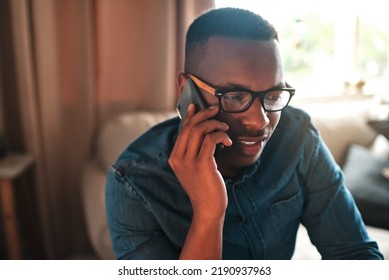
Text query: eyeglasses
187 74 295 113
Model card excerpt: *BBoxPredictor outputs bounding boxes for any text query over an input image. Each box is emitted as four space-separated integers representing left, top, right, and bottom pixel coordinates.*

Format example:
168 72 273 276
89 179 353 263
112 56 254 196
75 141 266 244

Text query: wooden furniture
0 154 33 259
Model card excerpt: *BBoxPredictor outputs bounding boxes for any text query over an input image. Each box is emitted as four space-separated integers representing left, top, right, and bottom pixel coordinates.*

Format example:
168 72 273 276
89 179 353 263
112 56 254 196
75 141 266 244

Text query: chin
237 154 261 167
219 145 262 168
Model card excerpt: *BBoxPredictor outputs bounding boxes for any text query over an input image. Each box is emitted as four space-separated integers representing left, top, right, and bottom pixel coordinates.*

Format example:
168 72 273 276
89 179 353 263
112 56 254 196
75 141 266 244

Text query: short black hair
185 7 279 73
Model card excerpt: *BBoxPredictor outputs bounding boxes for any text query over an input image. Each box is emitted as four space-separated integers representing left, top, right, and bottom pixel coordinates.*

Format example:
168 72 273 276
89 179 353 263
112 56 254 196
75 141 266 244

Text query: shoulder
114 116 180 172
133 116 180 149
279 106 313 129
274 106 318 144
262 106 320 169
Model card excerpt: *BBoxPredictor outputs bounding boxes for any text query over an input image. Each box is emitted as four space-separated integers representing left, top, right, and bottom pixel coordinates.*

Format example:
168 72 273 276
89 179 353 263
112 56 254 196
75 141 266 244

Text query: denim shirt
105 107 383 260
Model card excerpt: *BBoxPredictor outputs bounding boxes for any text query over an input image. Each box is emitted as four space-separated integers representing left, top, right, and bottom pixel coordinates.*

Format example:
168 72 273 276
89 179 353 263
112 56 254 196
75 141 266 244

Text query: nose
240 97 270 130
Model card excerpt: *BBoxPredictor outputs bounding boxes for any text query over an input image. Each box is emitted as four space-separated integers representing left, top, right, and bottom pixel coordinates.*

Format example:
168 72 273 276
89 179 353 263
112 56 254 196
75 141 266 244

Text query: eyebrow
216 81 286 91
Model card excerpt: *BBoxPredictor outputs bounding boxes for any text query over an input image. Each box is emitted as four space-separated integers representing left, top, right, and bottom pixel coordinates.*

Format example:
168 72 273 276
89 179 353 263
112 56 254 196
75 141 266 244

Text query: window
215 0 389 98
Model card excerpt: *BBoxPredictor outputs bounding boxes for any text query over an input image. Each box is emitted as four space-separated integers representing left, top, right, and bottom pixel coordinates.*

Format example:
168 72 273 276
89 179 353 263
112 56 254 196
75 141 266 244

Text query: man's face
195 36 284 177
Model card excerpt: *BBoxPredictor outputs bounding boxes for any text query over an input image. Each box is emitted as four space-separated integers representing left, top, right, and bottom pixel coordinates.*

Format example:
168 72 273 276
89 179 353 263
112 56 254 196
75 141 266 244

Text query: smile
233 135 269 156
236 135 269 145
238 140 260 146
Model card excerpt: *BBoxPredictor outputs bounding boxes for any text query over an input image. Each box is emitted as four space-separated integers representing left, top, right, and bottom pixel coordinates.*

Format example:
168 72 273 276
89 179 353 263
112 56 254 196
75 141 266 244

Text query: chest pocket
270 189 303 227
269 188 304 246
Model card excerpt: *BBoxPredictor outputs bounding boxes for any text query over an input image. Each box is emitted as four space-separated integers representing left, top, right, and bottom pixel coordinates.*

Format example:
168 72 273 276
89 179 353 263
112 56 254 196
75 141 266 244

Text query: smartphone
176 78 224 154
176 78 207 120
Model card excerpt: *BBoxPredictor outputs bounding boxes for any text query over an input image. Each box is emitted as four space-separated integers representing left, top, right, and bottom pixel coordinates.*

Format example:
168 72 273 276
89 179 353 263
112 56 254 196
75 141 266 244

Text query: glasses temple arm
187 74 216 95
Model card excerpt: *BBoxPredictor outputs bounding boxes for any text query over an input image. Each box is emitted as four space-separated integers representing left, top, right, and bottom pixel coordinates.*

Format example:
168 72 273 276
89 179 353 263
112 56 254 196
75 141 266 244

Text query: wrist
192 210 226 226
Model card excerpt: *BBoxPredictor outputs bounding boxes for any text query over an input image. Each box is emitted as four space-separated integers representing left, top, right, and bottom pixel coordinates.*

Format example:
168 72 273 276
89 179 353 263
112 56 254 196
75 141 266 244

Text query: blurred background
0 0 387 260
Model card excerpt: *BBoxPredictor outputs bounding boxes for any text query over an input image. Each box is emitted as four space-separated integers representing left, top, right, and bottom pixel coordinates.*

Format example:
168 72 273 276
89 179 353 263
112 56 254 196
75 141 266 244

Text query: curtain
0 0 213 259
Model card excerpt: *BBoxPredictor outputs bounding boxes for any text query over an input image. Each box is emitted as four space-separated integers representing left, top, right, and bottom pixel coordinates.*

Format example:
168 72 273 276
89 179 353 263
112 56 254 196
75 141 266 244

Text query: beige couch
81 97 389 260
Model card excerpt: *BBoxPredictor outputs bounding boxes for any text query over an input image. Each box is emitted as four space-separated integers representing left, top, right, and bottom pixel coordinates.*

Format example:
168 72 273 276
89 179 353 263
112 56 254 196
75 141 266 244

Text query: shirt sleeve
300 128 383 260
105 166 180 259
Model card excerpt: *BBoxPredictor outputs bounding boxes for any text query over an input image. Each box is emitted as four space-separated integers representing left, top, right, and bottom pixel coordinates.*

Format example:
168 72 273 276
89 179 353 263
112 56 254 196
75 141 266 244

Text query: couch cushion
343 143 389 229
370 135 389 159
96 111 176 170
295 99 377 166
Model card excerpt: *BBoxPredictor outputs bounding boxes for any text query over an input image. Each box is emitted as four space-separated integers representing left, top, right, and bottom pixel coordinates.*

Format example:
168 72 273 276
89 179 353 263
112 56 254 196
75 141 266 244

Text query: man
105 8 383 259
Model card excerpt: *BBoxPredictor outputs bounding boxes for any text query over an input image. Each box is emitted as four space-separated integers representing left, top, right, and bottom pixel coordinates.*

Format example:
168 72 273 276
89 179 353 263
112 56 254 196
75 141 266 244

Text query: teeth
240 140 257 145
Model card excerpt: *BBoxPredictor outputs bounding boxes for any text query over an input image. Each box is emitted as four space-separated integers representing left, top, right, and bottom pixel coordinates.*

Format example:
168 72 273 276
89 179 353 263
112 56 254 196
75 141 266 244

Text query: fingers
183 105 219 127
172 105 232 160
198 131 232 158
168 104 230 215
185 119 229 158
171 104 197 158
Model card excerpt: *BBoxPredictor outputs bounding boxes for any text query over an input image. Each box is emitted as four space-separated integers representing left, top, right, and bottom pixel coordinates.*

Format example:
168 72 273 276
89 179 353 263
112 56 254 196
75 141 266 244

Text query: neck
215 154 242 180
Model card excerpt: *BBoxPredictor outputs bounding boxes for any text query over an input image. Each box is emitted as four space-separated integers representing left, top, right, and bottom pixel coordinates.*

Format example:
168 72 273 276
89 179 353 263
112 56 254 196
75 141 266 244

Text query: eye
265 91 283 101
264 91 291 111
223 92 251 104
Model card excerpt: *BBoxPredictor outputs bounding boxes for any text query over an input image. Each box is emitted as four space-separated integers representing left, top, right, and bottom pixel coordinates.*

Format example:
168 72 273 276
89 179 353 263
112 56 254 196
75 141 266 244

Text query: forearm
179 213 225 260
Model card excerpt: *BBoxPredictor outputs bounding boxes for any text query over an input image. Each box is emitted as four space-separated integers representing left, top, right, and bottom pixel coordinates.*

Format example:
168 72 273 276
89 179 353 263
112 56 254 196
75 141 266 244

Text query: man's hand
168 104 232 259
169 104 232 218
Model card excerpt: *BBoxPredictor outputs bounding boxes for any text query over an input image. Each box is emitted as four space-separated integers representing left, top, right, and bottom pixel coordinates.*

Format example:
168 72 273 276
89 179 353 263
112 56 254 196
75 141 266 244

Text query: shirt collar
224 159 261 187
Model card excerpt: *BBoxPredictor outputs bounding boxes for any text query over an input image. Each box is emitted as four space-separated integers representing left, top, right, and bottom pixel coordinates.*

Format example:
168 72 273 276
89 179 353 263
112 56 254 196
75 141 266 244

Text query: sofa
80 97 389 260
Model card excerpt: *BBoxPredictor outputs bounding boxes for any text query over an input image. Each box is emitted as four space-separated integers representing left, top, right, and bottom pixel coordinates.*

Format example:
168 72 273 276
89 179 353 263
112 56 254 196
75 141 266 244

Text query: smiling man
105 8 383 260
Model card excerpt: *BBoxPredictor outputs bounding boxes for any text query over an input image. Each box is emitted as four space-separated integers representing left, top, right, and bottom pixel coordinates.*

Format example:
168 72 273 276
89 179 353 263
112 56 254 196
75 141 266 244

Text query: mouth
238 139 262 146
234 135 269 156
237 135 269 145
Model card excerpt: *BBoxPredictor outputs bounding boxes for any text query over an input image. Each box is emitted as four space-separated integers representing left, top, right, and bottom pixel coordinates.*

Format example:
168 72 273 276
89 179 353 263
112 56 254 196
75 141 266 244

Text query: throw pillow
343 144 389 229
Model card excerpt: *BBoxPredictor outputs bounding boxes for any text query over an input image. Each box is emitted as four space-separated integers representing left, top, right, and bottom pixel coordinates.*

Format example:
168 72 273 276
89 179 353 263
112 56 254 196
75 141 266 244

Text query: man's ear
177 72 188 96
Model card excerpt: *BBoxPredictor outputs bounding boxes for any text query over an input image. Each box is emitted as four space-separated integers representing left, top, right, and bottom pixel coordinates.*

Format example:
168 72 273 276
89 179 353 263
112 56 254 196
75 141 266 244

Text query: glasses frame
187 74 295 113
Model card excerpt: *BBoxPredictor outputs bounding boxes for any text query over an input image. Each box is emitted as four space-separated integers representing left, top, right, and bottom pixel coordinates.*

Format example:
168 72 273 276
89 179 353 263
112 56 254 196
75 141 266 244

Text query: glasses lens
221 92 252 112
221 90 292 112
263 90 291 111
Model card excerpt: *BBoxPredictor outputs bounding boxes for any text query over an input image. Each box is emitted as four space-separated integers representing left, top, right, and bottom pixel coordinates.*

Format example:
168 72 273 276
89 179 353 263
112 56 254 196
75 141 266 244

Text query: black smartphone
176 78 207 120
176 78 224 154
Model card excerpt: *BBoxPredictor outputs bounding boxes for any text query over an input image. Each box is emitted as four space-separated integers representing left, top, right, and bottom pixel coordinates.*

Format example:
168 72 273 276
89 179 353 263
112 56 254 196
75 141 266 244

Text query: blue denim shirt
105 107 383 259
